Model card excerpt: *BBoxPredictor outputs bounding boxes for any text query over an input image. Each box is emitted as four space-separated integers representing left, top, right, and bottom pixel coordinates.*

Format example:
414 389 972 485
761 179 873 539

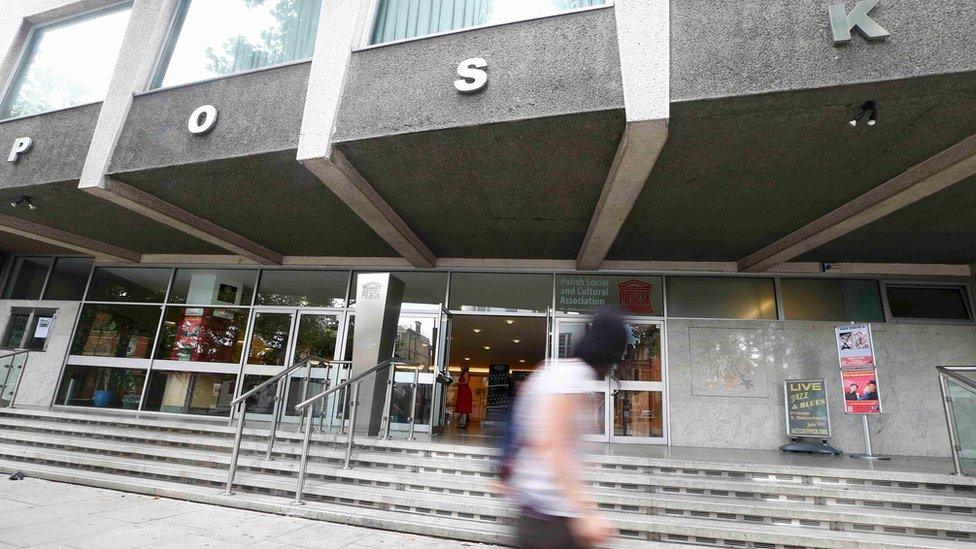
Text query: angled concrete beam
72 0 282 265
739 134 976 272
297 0 436 269
86 180 283 266
577 0 670 271
0 213 140 262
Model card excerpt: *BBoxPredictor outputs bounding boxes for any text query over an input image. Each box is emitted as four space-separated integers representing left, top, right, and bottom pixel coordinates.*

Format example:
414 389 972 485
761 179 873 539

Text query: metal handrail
0 349 30 409
936 366 976 476
292 357 407 505
223 356 350 495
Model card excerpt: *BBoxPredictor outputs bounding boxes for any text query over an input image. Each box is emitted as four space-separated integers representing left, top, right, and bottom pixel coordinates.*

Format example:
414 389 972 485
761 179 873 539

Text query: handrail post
339 372 351 435
293 403 315 506
266 379 285 461
381 363 395 440
407 366 420 441
938 372 964 476
344 381 361 469
225 400 247 496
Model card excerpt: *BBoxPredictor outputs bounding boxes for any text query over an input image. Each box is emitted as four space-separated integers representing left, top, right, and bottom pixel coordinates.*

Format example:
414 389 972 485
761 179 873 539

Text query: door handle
610 375 621 396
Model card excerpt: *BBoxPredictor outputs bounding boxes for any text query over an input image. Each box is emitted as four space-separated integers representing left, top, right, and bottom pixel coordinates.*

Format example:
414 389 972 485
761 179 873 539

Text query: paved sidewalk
0 477 503 549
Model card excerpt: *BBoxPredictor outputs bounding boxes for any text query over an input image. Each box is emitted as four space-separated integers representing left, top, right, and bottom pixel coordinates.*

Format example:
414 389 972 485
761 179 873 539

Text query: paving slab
0 478 503 549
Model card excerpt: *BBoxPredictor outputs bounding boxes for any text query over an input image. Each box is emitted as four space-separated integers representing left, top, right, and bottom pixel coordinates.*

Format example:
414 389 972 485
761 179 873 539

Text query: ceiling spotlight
472 328 481 333
464 357 470 361
849 100 878 127
10 195 35 210
512 339 521 344
505 319 515 325
483 346 491 350
519 359 526 363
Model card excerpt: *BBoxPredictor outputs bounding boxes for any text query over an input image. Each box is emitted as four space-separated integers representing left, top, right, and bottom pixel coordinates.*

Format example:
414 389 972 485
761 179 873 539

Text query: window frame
358 0 614 50
881 281 976 325
1 307 57 351
147 0 321 92
0 254 95 302
0 1 134 122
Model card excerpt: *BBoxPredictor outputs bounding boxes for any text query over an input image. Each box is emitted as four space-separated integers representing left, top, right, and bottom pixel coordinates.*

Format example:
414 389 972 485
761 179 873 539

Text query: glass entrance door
554 318 667 444
283 311 347 428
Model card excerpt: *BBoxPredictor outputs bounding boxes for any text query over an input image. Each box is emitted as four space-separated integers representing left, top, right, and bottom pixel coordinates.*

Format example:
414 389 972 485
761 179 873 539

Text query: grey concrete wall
333 7 623 143
0 300 78 408
109 62 311 174
0 103 101 189
667 319 976 457
672 0 976 102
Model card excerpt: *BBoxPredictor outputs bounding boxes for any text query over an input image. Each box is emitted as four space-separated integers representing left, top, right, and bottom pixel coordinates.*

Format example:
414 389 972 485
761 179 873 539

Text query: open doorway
444 315 548 437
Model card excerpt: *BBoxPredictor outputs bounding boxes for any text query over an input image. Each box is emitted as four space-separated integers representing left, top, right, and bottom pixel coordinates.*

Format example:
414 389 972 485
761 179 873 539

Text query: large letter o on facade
188 105 218 135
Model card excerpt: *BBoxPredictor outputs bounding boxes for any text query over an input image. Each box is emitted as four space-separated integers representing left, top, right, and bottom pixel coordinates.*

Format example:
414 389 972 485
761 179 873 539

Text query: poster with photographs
835 323 875 369
841 369 882 414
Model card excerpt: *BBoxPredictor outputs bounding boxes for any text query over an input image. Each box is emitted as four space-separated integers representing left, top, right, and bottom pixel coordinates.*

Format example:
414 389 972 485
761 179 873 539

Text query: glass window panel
2 257 52 300
293 313 340 362
0 5 132 119
370 0 607 44
70 304 161 359
246 312 292 366
256 270 348 307
240 374 276 414
155 307 248 363
143 371 236 416
1 313 31 349
556 274 663 315
667 277 778 320
154 0 322 89
887 286 972 321
56 365 146 410
781 278 884 322
169 269 256 305
86 268 170 303
350 272 447 308
42 257 93 301
613 390 663 438
618 323 662 382
449 273 552 314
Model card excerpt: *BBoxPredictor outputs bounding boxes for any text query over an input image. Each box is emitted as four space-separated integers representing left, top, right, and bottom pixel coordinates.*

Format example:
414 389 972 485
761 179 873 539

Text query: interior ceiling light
464 357 470 361
519 359 527 363
513 339 521 343
472 328 481 333
9 195 36 210
483 346 491 350
505 319 515 325
849 100 878 127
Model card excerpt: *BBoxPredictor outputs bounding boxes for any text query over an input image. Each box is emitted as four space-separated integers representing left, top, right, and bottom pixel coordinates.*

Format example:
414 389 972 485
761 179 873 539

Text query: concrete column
577 0 670 270
77 0 180 192
297 0 436 269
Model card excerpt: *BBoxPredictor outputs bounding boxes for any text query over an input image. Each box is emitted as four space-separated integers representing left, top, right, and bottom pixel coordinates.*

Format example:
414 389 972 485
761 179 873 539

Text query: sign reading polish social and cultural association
783 379 831 438
835 323 876 368
556 275 662 315
840 369 882 415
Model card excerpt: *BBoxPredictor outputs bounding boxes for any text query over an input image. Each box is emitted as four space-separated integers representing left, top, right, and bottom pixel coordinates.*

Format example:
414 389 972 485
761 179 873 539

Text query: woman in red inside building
455 364 473 429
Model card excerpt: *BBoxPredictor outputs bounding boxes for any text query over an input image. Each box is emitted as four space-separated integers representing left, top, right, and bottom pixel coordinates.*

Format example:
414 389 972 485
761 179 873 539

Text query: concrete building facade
0 0 974 461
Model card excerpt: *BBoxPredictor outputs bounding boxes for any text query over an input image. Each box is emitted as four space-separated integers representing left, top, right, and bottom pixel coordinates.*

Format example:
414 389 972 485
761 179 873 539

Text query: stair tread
4 408 970 488
2 426 975 511
2 437 976 536
0 455 971 549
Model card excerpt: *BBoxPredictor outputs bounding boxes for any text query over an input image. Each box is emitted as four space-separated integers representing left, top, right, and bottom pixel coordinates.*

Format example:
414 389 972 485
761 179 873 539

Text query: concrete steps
1 408 975 548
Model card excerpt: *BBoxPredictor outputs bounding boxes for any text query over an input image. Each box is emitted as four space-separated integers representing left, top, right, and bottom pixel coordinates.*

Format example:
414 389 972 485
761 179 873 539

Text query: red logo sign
618 279 653 314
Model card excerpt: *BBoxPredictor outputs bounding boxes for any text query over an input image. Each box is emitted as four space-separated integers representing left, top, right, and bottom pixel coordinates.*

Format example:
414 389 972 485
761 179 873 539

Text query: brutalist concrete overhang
105 62 394 258
608 71 976 263
332 7 625 259
0 103 100 191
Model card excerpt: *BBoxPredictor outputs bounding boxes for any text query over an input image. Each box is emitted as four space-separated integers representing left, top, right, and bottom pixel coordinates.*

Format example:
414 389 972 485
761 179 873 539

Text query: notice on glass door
33 317 52 339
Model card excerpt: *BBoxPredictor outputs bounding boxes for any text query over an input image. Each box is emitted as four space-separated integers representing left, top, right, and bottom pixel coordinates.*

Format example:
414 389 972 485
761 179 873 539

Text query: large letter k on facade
829 0 890 44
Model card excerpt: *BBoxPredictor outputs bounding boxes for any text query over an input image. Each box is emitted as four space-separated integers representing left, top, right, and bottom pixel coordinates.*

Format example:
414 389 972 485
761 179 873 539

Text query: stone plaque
690 327 768 398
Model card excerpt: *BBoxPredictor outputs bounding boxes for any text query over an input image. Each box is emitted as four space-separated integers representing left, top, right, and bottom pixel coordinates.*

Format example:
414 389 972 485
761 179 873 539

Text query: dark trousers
516 512 588 549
